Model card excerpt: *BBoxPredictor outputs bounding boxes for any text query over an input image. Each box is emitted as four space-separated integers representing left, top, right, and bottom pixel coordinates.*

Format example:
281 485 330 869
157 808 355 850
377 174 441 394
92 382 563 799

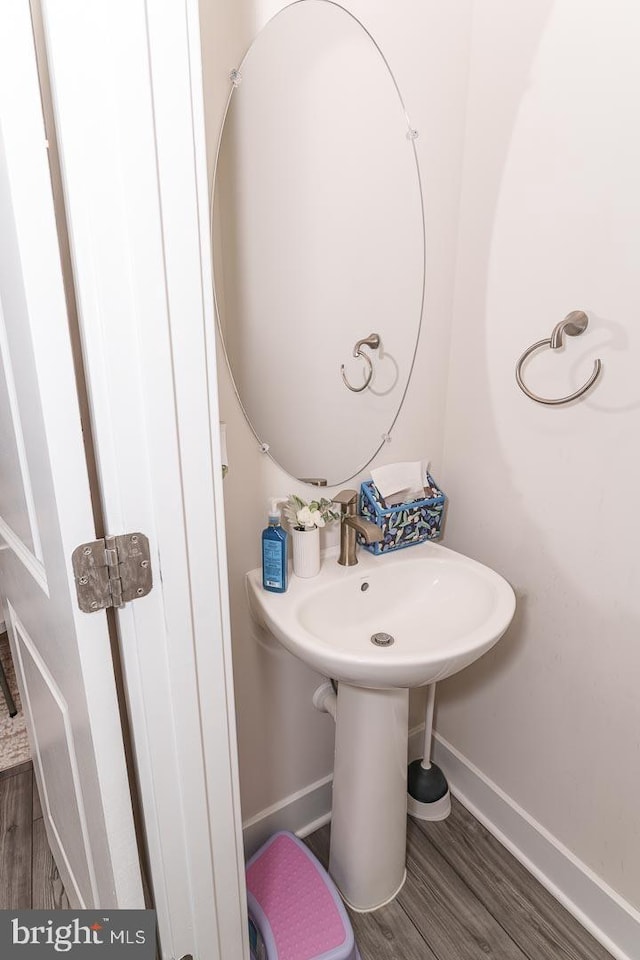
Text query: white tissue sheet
370 460 426 504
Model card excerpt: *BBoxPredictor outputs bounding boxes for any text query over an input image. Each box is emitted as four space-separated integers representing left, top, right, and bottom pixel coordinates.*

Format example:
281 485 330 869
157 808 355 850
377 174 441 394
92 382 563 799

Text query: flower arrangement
283 494 340 531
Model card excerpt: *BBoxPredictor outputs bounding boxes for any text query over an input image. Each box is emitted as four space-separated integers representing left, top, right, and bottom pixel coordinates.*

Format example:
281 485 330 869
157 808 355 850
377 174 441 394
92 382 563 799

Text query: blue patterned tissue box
358 473 446 555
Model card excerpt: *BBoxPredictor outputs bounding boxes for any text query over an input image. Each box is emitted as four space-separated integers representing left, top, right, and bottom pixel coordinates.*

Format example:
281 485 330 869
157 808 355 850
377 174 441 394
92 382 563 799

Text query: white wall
201 0 640 938
199 0 472 830
438 0 640 913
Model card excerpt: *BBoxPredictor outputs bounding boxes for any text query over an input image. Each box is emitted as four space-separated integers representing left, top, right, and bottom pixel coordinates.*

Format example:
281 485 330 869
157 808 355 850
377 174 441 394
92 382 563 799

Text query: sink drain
371 632 394 647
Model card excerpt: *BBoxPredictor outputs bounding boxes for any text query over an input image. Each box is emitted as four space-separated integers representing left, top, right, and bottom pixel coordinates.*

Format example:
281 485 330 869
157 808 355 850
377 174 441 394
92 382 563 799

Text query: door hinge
72 533 152 613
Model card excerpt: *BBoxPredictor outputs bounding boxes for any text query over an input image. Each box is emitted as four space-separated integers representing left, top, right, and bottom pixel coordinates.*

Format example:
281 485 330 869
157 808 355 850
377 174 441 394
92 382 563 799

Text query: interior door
0 1 143 909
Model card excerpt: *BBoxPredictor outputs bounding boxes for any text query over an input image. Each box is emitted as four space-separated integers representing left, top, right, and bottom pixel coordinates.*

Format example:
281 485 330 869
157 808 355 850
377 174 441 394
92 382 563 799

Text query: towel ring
515 311 602 406
341 333 380 393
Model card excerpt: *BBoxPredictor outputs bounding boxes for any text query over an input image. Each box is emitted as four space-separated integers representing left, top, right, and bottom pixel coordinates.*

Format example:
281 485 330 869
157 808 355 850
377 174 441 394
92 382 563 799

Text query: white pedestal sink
247 540 516 911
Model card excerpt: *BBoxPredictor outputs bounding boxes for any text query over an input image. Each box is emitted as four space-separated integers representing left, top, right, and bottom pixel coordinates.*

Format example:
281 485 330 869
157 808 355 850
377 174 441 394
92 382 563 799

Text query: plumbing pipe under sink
313 679 337 720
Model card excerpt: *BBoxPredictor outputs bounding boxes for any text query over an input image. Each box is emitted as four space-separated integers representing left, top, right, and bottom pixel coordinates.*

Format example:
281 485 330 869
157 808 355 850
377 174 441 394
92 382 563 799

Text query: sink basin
246 539 515 913
246 540 515 689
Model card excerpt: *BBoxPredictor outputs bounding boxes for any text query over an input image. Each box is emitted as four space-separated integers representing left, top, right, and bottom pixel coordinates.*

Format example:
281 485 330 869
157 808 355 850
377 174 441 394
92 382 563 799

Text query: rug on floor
0 631 31 772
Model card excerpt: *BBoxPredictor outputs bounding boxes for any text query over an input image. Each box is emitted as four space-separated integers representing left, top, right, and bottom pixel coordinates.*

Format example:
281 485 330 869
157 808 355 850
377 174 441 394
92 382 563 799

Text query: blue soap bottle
262 498 288 593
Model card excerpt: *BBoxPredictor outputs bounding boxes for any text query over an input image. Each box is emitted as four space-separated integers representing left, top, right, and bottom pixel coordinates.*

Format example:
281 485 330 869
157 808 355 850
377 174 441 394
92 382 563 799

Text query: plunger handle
420 683 437 770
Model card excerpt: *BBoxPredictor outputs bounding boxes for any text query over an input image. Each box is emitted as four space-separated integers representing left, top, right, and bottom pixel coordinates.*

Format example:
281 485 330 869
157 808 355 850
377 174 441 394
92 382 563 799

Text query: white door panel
9 604 96 905
0 200 45 573
0 310 40 560
0 0 143 909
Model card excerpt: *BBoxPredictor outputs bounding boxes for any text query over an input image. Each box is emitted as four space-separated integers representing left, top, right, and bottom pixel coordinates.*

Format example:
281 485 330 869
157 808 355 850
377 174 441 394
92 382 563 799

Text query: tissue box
359 472 446 555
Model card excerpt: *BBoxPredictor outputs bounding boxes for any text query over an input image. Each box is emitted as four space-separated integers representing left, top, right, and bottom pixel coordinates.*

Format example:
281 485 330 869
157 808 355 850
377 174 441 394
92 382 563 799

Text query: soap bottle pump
262 498 288 593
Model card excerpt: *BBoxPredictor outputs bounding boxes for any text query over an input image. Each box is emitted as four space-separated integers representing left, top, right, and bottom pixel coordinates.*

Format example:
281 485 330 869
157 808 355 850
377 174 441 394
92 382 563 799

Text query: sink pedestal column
329 683 409 911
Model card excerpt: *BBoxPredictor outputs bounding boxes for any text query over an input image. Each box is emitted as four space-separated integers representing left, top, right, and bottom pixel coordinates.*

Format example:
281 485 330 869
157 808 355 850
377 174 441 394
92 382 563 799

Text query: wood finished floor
0 760 69 910
305 798 614 960
0 761 618 958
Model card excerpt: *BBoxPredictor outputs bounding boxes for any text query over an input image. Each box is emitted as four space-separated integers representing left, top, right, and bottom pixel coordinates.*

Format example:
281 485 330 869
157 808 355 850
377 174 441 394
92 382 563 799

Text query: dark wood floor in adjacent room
305 797 613 960
0 760 69 910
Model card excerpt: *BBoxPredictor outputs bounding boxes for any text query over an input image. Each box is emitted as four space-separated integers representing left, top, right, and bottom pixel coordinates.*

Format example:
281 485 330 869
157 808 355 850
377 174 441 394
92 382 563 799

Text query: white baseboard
425 730 640 960
241 773 333 859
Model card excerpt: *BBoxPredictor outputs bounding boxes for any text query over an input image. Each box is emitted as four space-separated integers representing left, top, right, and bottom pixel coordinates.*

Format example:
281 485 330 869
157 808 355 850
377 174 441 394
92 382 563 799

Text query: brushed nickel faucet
333 489 384 566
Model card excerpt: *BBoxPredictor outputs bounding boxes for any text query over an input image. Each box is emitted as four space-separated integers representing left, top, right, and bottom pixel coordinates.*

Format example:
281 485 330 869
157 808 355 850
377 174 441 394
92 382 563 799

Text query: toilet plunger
407 683 451 820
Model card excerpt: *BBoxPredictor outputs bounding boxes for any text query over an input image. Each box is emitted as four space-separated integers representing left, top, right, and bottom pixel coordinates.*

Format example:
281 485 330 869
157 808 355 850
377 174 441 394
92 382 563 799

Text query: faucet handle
333 489 358 512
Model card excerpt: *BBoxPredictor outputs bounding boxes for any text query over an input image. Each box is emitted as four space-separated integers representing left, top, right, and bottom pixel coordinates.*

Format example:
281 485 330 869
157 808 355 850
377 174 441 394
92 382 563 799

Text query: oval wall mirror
212 0 425 486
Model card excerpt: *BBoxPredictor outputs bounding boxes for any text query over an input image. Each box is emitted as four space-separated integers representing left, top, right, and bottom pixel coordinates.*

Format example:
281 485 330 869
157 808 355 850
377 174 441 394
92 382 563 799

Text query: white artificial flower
312 510 325 528
297 506 313 528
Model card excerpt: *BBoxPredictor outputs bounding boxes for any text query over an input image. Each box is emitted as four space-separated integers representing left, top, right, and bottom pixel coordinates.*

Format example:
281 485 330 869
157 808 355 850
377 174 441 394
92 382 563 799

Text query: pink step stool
246 831 360 960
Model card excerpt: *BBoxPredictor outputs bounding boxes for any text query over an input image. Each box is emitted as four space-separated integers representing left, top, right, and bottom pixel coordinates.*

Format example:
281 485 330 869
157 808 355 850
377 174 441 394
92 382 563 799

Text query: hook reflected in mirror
341 333 380 393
